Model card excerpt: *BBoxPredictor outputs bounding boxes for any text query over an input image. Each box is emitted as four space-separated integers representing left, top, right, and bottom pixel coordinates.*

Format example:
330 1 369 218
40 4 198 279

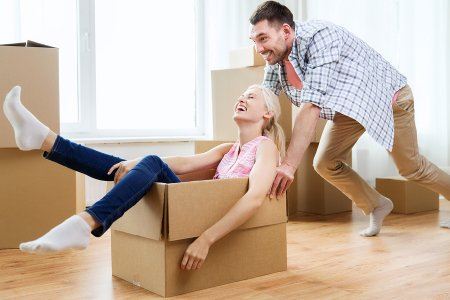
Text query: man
249 1 450 236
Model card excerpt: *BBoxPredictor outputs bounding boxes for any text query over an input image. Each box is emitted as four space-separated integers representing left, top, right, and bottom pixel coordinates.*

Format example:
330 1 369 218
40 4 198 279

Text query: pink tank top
214 136 271 179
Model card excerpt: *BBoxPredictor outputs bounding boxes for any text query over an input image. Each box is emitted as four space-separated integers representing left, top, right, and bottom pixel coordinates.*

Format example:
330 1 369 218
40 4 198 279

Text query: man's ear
282 23 292 37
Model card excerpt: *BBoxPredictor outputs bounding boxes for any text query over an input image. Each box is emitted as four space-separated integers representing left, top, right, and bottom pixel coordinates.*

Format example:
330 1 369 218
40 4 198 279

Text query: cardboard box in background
0 41 60 148
194 140 233 154
287 142 352 216
376 177 439 214
229 46 265 68
0 41 85 249
0 149 85 249
211 66 292 142
110 178 287 297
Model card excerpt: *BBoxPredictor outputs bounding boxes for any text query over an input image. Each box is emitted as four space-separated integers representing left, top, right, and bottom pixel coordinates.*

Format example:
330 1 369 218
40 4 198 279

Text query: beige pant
313 85 450 214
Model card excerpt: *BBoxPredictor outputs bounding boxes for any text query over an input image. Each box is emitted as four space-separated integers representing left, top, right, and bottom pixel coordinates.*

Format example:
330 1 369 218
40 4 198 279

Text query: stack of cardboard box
0 41 85 249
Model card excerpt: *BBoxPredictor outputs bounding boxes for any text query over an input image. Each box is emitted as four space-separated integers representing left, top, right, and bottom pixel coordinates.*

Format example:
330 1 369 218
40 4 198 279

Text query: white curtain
306 0 450 184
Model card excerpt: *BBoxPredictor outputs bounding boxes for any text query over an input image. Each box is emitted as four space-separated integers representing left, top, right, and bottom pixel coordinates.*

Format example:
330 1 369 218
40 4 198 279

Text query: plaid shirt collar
277 22 305 78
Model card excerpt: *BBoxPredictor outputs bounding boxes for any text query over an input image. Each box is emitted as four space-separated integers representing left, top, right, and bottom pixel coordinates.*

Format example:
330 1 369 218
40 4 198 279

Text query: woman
3 84 285 270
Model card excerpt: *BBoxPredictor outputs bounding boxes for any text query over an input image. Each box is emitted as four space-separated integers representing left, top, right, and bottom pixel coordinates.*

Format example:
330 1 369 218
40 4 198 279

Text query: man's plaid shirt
262 20 407 151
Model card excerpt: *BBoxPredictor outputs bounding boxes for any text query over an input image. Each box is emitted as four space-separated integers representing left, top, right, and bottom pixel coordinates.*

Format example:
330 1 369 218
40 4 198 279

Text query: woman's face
233 86 270 124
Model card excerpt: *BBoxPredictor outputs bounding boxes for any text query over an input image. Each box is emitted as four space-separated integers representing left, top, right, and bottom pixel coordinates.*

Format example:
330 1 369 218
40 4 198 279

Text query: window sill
66 135 211 145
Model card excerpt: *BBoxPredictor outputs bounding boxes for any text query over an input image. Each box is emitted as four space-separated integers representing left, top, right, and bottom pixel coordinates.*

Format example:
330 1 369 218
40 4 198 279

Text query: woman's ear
263 111 274 120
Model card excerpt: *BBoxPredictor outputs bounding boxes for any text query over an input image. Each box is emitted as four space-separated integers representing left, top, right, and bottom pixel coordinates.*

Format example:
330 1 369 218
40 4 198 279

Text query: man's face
250 19 289 65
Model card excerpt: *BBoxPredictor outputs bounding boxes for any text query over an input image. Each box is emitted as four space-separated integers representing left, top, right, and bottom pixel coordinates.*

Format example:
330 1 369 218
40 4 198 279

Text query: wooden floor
2 201 450 299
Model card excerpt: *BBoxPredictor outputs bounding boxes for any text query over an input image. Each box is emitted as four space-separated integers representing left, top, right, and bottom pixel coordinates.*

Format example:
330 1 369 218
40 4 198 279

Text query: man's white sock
19 215 91 254
359 196 393 237
3 86 50 150
440 220 450 228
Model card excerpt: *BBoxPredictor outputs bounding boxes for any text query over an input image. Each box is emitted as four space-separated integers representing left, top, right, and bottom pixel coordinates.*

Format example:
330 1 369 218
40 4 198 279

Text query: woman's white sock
3 86 50 150
359 196 394 237
19 215 91 254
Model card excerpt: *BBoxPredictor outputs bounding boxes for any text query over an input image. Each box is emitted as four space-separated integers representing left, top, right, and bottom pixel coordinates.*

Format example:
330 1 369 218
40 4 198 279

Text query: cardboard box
0 41 60 148
211 66 292 141
110 178 287 297
287 143 352 215
0 149 85 249
229 46 265 68
376 177 439 214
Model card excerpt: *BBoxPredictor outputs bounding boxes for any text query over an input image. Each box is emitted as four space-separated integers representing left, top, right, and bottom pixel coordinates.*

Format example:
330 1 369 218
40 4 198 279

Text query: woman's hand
107 158 141 183
180 234 212 271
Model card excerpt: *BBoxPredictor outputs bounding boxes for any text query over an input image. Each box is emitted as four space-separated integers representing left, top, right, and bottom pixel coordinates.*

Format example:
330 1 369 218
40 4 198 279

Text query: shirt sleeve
300 27 341 108
262 64 282 96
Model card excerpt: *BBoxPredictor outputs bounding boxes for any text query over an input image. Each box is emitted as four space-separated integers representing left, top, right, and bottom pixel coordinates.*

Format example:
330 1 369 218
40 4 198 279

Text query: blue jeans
43 135 181 237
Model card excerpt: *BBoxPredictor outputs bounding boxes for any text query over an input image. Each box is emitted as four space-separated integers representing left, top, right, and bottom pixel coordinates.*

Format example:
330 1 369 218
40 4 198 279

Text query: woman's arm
181 139 279 270
163 143 234 175
108 143 234 183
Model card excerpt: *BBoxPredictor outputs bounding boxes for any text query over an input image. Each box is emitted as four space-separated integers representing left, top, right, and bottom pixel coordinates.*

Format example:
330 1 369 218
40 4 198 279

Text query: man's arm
270 27 341 197
285 103 321 167
269 103 321 197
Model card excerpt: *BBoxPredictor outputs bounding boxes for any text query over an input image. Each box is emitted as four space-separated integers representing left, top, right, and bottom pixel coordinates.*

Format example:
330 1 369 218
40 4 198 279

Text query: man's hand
181 234 212 271
107 158 141 183
269 162 297 198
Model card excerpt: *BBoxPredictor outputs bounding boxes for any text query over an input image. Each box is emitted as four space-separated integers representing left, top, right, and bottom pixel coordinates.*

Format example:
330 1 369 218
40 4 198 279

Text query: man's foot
359 196 393 237
3 86 49 150
19 215 91 254
440 220 450 228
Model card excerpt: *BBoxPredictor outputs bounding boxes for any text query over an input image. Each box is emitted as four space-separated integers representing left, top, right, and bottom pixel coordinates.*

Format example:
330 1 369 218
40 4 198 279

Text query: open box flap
111 183 166 240
167 178 287 241
0 40 56 48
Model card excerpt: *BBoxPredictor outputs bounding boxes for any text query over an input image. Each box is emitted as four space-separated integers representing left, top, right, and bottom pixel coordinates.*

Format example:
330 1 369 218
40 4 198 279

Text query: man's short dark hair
249 1 295 29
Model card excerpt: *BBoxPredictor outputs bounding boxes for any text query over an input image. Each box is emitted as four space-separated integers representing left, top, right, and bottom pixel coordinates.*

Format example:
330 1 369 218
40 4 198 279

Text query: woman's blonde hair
249 84 286 158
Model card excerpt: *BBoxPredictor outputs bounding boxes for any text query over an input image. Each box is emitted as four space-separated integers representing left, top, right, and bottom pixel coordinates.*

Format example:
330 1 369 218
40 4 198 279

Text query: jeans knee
141 155 164 169
142 154 162 162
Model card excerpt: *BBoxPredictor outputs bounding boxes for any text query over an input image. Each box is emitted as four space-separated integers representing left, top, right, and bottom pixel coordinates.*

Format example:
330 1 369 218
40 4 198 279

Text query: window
1 0 202 140
94 0 197 132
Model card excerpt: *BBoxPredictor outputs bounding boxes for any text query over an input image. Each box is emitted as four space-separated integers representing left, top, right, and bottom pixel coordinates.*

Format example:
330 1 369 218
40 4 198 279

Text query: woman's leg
19 155 181 253
4 86 125 181
42 133 125 181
